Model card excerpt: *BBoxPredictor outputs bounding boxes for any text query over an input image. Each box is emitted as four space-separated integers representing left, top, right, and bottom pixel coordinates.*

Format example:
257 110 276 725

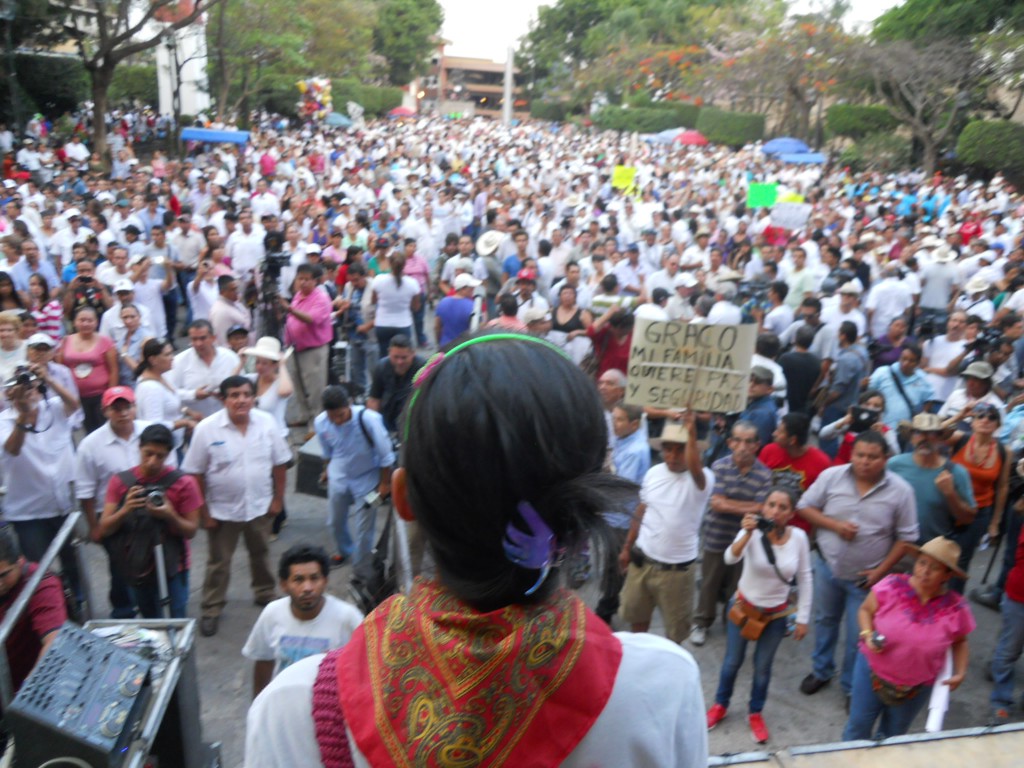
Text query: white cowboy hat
241 336 285 362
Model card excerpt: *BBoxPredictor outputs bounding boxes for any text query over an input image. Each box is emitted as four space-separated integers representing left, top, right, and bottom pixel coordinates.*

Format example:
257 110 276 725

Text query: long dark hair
134 337 171 378
403 335 634 611
390 252 406 287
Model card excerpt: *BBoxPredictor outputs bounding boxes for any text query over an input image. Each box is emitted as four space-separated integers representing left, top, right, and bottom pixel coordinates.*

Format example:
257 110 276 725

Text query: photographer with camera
796 431 919 704
921 310 968 402
819 390 900 464
100 424 203 618
0 359 82 608
705 488 812 743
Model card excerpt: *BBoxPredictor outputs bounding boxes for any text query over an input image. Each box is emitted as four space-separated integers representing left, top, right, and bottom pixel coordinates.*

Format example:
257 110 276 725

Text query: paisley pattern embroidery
338 577 621 768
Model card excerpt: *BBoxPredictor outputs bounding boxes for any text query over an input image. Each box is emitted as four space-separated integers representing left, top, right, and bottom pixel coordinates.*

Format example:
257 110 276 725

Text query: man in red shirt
587 305 633 379
282 263 334 431
758 412 831 533
989 523 1024 725
0 526 67 694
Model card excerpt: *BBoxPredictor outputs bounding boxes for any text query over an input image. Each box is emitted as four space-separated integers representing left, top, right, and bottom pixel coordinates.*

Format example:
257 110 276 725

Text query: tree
304 0 376 80
856 39 981 173
873 0 1024 43
372 0 443 86
53 0 226 159
207 0 311 123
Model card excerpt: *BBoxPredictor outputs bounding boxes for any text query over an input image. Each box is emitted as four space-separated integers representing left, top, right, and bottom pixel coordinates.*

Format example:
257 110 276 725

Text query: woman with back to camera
246 333 708 767
706 488 813 744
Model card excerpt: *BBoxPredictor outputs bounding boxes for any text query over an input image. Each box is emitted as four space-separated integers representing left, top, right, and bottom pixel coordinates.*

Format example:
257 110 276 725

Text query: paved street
73 457 1018 767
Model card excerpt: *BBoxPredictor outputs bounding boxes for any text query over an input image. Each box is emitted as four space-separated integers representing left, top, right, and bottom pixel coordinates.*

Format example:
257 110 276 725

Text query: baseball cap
226 324 249 337
101 386 136 408
516 269 537 283
114 278 134 293
522 307 551 324
26 332 55 348
454 273 481 290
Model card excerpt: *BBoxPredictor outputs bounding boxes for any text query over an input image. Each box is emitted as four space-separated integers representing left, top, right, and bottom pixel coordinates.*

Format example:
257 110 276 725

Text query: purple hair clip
503 501 559 596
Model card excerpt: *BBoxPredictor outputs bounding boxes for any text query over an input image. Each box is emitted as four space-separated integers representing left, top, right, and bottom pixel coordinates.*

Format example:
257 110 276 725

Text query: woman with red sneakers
707 488 814 744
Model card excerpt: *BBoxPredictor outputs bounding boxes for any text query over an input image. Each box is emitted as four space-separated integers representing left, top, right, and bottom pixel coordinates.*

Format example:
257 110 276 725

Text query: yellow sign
623 318 757 413
612 165 638 190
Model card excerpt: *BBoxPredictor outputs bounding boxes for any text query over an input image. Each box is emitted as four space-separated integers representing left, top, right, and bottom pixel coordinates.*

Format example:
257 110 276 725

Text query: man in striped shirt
690 420 772 646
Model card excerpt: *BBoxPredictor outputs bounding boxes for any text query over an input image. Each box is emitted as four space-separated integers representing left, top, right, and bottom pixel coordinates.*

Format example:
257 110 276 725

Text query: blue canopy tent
180 128 250 145
779 152 826 164
325 112 352 128
762 137 810 155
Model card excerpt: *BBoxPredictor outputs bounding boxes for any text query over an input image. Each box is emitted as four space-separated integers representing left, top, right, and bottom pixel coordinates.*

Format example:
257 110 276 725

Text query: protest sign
623 318 757 414
612 165 638 190
746 183 778 208
770 202 813 230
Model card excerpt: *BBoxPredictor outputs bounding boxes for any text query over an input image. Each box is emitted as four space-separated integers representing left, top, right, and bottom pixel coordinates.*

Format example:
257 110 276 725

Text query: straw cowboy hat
907 536 967 579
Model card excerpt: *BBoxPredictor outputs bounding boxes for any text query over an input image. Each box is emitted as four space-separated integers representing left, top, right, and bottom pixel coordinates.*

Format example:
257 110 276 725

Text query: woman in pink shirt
843 537 975 740
400 238 432 347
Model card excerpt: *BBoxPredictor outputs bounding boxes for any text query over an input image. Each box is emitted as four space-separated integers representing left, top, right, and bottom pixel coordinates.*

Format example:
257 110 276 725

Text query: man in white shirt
618 413 714 645
821 282 867 338
225 210 266 282
864 262 914 339
208 276 252 347
0 362 82 602
921 310 969 404
242 545 363 698
169 320 241 418
182 375 291 637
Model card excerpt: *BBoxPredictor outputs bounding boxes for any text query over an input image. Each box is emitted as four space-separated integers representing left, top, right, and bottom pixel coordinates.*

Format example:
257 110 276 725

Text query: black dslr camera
755 516 776 534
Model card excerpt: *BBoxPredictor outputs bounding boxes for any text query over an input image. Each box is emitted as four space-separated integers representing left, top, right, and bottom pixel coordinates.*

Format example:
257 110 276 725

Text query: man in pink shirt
401 238 432 347
282 263 333 431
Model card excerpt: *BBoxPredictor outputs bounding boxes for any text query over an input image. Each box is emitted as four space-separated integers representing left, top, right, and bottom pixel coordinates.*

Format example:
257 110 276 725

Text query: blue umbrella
779 152 826 164
325 112 352 128
763 137 810 155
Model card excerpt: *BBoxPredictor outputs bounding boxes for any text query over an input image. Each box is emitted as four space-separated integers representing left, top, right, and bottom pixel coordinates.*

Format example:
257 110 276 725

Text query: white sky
439 0 905 60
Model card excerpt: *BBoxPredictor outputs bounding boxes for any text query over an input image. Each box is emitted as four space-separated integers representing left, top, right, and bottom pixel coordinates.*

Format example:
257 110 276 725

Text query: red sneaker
749 712 769 743
706 703 728 730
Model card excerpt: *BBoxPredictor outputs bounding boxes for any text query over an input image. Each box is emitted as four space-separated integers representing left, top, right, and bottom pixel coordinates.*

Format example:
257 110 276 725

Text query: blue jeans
346 335 375 398
177 269 197 325
412 293 428 347
843 652 931 740
131 569 190 619
991 595 1024 709
996 509 1024 592
811 555 869 694
11 516 81 604
329 489 376 564
949 504 991 594
714 598 789 713
375 325 412 360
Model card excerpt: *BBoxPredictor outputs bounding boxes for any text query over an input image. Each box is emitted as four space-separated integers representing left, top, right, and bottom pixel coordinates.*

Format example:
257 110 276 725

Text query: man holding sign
618 411 714 644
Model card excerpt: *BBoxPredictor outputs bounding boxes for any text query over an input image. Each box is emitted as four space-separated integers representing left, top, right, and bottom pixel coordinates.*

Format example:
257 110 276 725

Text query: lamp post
0 0 19 136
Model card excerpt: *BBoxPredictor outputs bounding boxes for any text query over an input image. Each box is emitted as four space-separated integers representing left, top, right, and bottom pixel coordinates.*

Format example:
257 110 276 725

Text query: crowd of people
0 110 1024 763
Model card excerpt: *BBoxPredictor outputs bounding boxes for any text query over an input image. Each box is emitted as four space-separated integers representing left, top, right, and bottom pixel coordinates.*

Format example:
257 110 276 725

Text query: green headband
403 333 571 442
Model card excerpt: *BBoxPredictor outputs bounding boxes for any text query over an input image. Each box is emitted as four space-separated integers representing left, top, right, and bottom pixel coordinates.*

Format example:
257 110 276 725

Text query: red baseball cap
101 386 136 408
516 269 537 283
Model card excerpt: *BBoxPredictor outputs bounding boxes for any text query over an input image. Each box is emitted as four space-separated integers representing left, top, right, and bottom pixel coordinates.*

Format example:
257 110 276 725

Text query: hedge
593 104 701 133
109 65 159 109
839 132 911 173
695 107 765 146
531 100 570 122
826 104 898 140
5 53 89 121
956 120 1024 183
259 75 403 119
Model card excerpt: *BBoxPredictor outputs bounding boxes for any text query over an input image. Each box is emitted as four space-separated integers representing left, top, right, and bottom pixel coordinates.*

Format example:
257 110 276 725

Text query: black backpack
105 469 185 587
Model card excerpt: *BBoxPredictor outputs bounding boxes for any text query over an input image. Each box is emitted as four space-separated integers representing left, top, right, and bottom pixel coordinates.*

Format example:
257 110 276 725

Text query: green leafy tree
873 0 1024 43
208 0 312 122
372 0 443 86
304 0 376 80
53 0 226 159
